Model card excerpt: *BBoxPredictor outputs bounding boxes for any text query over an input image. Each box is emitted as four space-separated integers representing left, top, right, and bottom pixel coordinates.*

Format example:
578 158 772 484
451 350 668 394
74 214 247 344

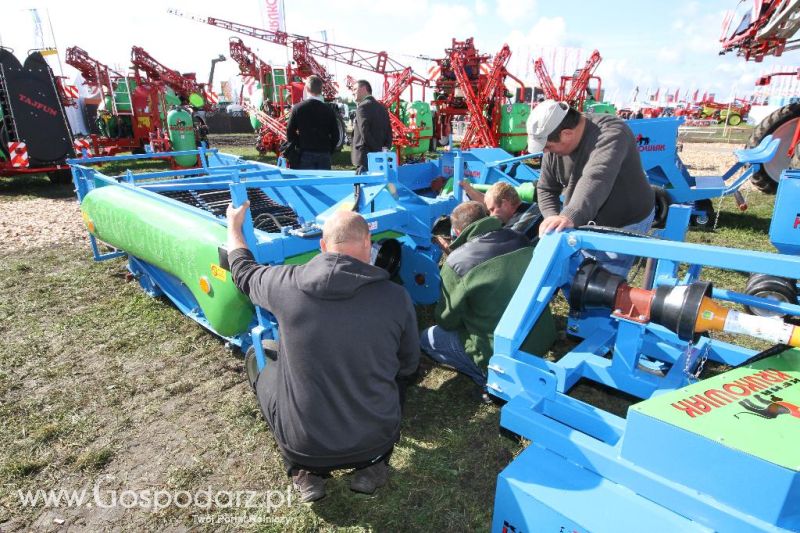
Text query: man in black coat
285 75 340 169
351 79 393 174
227 205 419 502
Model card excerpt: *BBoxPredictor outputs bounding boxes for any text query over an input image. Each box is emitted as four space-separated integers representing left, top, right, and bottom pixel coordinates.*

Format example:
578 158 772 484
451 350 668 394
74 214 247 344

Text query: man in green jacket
421 201 556 400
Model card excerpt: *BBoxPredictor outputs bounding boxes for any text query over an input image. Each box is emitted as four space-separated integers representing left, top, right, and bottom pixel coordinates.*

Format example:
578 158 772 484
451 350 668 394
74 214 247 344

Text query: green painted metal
499 103 530 153
112 79 134 112
167 108 197 167
164 87 181 108
402 101 433 157
188 92 205 108
80 186 254 336
250 88 263 130
632 348 800 471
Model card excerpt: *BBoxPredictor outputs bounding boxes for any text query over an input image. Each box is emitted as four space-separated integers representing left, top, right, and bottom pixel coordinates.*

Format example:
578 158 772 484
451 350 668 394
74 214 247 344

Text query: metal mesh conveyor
161 187 301 233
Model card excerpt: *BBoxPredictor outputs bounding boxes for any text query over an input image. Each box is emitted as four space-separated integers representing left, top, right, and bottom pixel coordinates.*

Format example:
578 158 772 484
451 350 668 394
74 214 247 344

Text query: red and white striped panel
242 76 255 96
64 85 79 99
204 90 219 105
8 142 29 168
73 138 92 156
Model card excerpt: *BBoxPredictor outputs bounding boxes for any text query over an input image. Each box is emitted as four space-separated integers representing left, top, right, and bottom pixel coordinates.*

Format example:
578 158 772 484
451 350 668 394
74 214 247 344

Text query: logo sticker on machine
368 221 378 231
210 264 227 282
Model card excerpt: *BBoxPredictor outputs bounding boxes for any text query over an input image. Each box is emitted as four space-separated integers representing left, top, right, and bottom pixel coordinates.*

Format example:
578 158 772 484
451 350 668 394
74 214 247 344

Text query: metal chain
712 194 725 231
682 340 694 376
683 338 711 381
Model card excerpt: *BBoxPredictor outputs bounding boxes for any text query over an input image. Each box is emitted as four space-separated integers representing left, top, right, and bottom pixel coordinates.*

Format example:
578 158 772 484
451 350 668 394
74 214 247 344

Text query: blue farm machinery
624 116 778 228
487 202 800 531
68 147 470 358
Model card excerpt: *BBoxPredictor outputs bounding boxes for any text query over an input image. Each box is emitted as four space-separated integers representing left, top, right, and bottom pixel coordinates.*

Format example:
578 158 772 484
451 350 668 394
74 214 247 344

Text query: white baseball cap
526 100 569 153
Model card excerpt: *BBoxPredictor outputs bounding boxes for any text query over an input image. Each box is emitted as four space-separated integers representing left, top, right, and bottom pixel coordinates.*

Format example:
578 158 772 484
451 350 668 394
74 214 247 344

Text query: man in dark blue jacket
227 205 419 502
285 75 340 169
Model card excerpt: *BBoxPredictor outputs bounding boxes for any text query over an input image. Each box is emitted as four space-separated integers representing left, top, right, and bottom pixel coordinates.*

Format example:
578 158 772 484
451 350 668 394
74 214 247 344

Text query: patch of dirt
0 197 87 253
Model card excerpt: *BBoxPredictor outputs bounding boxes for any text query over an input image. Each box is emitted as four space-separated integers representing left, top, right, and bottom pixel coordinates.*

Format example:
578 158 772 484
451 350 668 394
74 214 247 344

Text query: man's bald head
320 211 372 262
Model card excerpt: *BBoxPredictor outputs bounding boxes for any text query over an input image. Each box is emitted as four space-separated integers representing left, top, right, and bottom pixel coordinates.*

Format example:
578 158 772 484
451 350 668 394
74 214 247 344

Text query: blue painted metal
770 169 800 255
627 117 779 213
489 228 800 532
396 147 540 194
71 148 460 356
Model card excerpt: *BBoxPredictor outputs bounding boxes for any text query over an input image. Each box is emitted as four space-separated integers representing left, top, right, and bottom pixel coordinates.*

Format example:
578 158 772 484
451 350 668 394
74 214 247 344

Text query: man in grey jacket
226 205 419 502
527 100 655 276
351 79 393 174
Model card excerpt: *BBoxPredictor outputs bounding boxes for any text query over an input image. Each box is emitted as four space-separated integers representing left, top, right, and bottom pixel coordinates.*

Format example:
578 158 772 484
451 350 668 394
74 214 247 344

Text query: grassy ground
0 141 781 532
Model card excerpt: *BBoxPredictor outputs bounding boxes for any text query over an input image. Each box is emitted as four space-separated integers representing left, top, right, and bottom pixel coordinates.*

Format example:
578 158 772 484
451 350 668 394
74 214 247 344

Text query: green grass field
0 142 783 532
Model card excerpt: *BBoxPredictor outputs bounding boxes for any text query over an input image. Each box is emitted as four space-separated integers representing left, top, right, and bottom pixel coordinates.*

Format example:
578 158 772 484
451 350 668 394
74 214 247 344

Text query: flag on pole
264 0 286 33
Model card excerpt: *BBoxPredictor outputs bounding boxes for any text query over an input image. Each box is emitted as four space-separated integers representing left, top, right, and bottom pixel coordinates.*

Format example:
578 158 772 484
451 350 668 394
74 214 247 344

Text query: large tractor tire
746 102 800 194
726 113 742 126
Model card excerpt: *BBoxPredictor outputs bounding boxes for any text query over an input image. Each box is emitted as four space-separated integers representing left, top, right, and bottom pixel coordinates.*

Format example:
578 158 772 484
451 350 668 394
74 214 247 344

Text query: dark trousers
297 150 332 170
282 447 394 477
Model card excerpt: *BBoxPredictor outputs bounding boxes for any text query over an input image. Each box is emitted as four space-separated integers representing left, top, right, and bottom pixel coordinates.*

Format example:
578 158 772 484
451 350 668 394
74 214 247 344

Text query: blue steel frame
70 148 458 364
488 206 800 532
628 117 779 208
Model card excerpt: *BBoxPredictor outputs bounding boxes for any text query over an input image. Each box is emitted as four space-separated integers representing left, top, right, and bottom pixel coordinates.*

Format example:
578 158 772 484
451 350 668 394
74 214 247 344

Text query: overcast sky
1 0 798 105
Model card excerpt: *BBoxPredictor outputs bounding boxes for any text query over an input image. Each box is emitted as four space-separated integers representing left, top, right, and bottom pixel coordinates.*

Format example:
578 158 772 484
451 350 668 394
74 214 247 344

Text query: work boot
349 460 389 495
291 469 326 503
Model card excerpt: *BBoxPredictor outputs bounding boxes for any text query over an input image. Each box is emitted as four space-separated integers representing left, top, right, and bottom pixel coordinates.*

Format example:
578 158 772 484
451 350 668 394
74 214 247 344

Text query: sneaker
349 460 389 495
292 469 326 502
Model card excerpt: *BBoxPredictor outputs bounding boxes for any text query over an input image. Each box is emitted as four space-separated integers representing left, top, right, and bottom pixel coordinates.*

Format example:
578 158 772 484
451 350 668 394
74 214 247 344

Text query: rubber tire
651 186 670 229
743 274 798 317
726 113 742 126
690 199 714 228
47 169 72 185
746 102 800 194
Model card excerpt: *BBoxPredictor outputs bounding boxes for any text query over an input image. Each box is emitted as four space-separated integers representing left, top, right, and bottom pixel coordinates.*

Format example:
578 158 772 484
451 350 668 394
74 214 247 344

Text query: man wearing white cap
527 100 654 276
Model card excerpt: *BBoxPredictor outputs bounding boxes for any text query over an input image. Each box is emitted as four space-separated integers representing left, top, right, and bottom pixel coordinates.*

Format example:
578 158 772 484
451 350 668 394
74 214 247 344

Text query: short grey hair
322 211 370 245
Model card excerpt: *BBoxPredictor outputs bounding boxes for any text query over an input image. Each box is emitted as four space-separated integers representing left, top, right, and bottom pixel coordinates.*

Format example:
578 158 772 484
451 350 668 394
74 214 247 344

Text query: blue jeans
583 208 655 278
420 326 486 387
297 151 332 170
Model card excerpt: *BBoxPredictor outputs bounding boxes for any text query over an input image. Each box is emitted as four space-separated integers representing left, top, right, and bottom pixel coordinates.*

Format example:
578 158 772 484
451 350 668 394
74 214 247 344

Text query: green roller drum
80 186 254 337
499 103 531 153
167 108 197 167
402 101 433 158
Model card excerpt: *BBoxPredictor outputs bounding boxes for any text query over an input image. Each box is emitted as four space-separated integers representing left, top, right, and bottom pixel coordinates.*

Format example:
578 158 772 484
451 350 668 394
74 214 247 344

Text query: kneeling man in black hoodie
226 204 420 502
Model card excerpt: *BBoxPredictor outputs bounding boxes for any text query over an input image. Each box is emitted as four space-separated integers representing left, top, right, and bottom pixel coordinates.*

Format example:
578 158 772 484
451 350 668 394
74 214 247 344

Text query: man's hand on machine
226 200 251 231
538 214 575 236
